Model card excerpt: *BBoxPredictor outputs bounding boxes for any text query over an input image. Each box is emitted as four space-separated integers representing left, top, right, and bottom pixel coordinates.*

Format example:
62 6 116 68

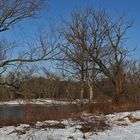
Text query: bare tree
0 0 49 88
83 9 108 104
0 29 61 89
59 11 88 107
60 9 103 106
0 0 63 101
4 64 36 99
60 8 133 104
86 11 132 103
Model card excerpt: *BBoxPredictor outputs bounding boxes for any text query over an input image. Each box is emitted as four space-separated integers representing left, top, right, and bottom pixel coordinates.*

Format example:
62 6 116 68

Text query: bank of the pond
0 111 140 140
0 98 77 106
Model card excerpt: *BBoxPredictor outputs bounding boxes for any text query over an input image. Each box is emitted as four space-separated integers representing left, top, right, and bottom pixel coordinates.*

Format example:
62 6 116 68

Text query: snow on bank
0 99 90 106
0 111 140 140
0 99 76 106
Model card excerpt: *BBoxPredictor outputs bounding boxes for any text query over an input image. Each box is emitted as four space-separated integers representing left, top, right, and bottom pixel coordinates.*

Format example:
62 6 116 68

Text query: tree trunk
80 80 84 108
88 80 93 104
113 72 125 103
10 92 13 100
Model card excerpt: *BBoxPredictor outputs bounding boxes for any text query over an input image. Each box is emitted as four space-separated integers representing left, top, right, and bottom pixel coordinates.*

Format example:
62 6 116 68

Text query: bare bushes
89 102 140 115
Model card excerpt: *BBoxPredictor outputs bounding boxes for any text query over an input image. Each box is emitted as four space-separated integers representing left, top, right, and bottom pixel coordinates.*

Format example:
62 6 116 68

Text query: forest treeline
0 68 140 103
0 1 140 105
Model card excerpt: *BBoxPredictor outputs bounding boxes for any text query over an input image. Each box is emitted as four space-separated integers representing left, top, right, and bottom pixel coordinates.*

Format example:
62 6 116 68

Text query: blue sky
1 0 140 59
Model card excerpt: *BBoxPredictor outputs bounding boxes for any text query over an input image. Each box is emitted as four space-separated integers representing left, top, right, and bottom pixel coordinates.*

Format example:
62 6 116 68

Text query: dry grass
37 122 65 129
69 114 110 134
89 102 140 115
79 119 109 133
127 115 140 123
117 114 140 123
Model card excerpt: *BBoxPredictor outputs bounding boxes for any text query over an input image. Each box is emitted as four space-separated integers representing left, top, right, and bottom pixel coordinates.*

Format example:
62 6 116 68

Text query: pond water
0 104 80 125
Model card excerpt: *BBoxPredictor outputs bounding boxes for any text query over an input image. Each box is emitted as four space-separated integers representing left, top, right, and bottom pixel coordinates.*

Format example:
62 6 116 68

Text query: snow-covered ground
0 99 76 105
0 99 90 106
0 111 140 140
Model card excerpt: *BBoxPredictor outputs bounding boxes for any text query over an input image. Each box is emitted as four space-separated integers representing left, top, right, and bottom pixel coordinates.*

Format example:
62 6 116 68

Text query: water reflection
0 104 79 125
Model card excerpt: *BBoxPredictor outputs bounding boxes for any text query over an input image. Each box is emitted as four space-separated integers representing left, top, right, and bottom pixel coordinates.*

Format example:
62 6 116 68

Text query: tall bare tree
60 9 102 106
60 8 133 104
86 11 132 103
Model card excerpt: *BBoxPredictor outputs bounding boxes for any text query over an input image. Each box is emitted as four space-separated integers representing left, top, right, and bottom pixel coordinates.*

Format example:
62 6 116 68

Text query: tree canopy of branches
0 0 62 88
0 0 45 32
60 8 133 104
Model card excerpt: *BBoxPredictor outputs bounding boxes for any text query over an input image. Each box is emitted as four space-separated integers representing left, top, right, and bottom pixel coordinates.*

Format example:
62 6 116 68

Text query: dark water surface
0 104 80 125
